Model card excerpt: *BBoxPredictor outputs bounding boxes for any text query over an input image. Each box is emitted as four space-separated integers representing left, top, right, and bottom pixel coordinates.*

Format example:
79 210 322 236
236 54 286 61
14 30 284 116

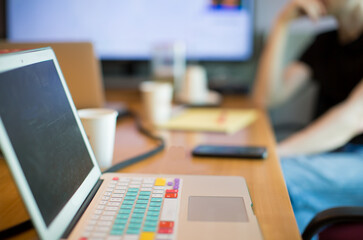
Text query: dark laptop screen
0 60 94 226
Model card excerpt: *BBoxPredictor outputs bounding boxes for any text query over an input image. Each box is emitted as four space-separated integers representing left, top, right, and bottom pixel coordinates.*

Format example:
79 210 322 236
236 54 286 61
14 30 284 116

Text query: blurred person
253 0 363 232
212 0 241 8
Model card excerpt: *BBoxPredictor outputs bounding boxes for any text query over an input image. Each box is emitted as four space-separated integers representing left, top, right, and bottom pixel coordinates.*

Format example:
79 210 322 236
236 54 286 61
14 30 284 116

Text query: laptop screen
0 59 94 226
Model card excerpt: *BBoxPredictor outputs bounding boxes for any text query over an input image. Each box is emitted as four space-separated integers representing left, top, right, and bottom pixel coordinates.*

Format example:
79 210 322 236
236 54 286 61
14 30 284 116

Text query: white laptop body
0 48 263 240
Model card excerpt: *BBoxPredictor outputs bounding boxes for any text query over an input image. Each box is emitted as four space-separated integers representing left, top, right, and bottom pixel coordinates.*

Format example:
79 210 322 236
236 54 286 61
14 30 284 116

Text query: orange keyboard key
165 193 178 198
159 221 174 228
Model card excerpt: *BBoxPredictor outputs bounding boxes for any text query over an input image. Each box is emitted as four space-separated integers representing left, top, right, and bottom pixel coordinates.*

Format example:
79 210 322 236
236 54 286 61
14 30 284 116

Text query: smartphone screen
192 145 267 159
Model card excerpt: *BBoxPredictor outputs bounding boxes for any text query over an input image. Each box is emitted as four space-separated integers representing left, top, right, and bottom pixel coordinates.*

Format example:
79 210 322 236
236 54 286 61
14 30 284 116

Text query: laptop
0 48 263 240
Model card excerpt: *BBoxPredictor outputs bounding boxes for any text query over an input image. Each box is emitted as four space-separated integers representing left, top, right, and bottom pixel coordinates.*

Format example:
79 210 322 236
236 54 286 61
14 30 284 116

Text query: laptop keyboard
80 177 182 240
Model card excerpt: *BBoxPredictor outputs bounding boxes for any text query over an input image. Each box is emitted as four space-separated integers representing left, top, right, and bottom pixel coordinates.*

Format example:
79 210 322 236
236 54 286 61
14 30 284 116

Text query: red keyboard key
165 193 178 198
159 221 174 228
166 189 178 193
158 228 173 234
112 177 119 180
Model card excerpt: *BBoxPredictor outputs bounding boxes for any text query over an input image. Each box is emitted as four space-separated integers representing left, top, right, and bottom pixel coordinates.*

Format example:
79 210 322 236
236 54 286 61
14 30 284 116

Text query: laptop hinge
61 179 104 239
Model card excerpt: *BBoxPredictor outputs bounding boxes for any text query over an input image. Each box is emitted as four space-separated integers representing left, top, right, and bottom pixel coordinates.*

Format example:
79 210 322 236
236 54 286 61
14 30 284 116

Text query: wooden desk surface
0 89 301 240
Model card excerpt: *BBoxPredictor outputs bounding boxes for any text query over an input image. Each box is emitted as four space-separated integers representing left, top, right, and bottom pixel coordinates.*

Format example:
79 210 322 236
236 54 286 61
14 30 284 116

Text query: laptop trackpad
188 196 248 222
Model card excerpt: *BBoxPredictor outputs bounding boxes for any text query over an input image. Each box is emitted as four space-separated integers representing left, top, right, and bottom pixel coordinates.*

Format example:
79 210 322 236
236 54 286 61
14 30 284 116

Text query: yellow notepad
158 108 258 134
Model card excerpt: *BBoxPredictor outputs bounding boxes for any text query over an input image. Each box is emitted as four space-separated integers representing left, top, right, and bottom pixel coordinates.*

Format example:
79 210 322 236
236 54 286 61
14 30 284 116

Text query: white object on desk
78 108 118 169
177 65 222 106
140 81 173 125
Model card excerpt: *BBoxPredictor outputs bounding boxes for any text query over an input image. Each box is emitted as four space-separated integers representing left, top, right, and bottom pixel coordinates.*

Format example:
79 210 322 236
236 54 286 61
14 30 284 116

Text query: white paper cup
180 65 208 103
140 81 173 125
78 108 118 169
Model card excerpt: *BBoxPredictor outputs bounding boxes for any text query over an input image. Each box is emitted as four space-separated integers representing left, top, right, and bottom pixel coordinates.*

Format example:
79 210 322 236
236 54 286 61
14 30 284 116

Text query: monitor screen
6 0 254 61
0 59 94 226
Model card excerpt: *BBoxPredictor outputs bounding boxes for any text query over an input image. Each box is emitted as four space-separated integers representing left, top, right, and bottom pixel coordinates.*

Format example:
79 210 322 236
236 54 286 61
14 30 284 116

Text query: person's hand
277 0 327 25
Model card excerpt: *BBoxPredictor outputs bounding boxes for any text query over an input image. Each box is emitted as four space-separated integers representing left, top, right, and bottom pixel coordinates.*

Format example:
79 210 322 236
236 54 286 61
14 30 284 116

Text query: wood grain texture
0 89 301 240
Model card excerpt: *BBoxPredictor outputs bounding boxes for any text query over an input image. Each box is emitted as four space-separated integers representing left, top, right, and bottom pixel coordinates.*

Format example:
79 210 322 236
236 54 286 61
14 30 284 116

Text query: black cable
0 111 164 239
0 220 33 239
103 111 165 173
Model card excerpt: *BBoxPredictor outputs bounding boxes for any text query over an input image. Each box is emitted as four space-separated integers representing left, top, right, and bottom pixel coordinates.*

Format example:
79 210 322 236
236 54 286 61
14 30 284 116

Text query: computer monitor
6 0 254 61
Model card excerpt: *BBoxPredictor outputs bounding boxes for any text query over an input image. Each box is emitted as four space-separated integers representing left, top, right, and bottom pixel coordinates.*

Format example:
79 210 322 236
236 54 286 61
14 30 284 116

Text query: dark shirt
299 30 363 145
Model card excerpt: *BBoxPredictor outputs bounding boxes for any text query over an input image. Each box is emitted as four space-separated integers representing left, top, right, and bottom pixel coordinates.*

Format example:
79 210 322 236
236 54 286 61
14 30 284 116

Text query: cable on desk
103 110 165 173
0 110 165 238
0 220 33 239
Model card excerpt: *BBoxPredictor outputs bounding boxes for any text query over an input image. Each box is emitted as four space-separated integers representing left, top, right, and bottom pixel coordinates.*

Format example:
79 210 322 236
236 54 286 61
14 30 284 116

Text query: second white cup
140 81 173 125
78 108 118 169
179 65 208 104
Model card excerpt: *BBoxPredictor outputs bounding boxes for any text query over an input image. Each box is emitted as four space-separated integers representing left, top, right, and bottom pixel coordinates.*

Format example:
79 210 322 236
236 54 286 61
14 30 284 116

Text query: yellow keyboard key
140 232 155 240
155 178 166 186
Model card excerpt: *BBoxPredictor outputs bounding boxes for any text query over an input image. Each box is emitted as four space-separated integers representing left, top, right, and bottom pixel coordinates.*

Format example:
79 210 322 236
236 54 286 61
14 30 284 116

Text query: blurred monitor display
6 0 254 61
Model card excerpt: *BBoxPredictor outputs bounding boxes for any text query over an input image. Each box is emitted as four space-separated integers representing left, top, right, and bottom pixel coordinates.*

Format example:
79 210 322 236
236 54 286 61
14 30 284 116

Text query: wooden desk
0 90 301 240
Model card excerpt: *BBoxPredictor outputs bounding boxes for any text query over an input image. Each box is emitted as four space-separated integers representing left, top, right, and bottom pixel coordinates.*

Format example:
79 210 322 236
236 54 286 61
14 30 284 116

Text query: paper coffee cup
140 81 173 125
180 65 208 104
78 108 118 169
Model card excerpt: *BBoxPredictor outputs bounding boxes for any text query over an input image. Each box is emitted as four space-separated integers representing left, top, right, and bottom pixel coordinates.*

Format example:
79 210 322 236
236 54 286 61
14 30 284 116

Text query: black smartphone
192 144 267 159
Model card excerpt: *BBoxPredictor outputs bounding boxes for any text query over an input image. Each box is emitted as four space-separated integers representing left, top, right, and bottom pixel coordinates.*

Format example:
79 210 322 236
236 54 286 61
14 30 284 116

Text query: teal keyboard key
119 209 132 214
113 224 127 230
148 206 161 211
127 228 141 234
110 230 124 235
138 195 150 200
135 203 147 209
132 213 145 219
128 222 142 229
147 211 160 217
150 201 162 207
115 217 128 223
116 214 130 220
143 226 157 232
124 195 137 200
130 217 143 224
150 198 163 202
128 188 139 192
112 225 125 230
144 220 158 227
136 200 148 204
122 200 135 205
134 208 146 214
139 191 151 195
126 191 138 196
145 215 159 222
121 204 133 209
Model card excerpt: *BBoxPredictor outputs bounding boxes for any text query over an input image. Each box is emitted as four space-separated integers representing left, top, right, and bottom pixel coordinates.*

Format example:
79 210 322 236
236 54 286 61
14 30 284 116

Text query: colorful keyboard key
159 221 174 228
155 178 166 186
165 193 178 198
140 232 155 240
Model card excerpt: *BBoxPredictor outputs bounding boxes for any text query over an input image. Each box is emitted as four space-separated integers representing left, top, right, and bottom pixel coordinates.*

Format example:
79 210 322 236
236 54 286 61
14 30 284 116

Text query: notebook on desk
159 108 258 134
0 48 263 240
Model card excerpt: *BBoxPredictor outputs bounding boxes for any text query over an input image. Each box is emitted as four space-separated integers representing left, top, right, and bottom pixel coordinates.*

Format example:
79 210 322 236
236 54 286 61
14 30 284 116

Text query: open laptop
0 48 263 240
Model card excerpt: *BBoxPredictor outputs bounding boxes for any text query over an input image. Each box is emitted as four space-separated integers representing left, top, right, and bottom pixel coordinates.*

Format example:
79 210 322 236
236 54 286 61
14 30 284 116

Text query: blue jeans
280 144 363 233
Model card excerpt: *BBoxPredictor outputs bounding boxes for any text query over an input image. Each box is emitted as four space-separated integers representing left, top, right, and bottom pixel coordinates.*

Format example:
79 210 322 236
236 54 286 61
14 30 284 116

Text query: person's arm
253 0 326 108
278 79 363 156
